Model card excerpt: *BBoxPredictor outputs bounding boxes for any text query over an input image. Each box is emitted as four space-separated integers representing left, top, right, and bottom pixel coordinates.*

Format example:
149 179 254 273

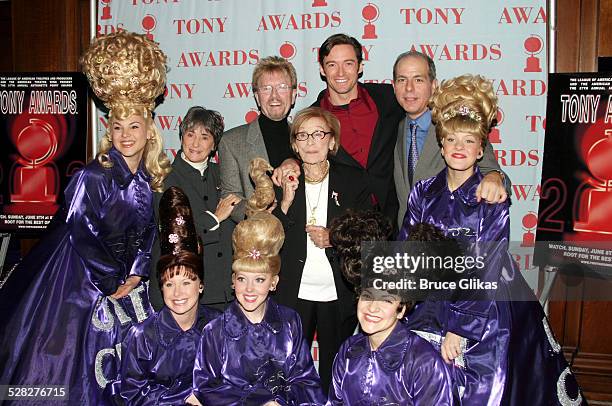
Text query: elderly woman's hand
305 225 331 249
215 193 241 222
280 172 299 214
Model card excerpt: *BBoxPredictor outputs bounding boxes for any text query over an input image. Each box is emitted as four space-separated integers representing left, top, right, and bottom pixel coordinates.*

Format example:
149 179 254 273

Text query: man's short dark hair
392 50 437 82
318 33 363 66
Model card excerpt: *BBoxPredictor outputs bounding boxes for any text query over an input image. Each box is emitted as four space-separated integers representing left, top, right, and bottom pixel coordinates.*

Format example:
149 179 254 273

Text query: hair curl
232 158 285 275
156 186 203 288
82 31 171 192
80 31 167 113
430 74 498 147
329 210 393 285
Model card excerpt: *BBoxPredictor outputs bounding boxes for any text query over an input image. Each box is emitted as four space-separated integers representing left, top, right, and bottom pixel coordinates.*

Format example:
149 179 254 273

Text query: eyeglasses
256 83 293 95
295 130 332 141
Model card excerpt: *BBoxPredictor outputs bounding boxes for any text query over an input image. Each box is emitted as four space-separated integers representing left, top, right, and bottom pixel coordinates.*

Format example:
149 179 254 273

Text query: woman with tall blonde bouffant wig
0 31 172 404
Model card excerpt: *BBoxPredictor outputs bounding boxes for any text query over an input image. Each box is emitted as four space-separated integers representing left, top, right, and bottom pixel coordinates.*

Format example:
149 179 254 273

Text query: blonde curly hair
81 31 171 192
232 158 285 275
430 74 498 147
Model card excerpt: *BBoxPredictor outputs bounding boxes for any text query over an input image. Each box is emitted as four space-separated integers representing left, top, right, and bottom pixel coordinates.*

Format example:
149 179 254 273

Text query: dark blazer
313 82 405 227
150 152 235 310
272 162 372 325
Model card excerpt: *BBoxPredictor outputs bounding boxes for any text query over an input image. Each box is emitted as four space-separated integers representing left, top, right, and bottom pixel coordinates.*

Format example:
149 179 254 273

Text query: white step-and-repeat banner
95 1 548 287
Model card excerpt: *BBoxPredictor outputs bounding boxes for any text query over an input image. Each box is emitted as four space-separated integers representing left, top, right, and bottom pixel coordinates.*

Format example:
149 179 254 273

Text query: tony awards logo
521 211 538 247
361 3 380 39
574 128 612 234
524 34 543 73
279 41 297 61
311 0 328 7
142 14 157 41
489 107 504 144
245 109 259 124
100 0 112 20
6 118 60 215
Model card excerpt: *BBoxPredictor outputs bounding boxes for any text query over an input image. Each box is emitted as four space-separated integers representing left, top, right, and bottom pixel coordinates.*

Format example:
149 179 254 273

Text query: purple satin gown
399 168 584 405
107 304 220 405
0 148 155 405
327 322 454 406
193 298 326 406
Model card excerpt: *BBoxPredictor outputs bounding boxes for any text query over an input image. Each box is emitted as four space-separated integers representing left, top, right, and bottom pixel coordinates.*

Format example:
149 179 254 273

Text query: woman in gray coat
150 106 240 311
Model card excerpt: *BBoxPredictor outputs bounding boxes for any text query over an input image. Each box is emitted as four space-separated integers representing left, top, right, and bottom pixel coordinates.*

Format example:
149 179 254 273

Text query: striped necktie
407 121 419 185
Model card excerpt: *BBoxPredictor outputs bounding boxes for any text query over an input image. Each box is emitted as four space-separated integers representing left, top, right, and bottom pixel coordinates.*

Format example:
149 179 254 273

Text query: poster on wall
0 73 88 235
535 72 612 273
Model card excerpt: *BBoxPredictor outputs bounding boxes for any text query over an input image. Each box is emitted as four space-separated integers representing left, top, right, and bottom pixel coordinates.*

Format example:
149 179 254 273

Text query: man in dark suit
312 33 405 227
392 51 509 227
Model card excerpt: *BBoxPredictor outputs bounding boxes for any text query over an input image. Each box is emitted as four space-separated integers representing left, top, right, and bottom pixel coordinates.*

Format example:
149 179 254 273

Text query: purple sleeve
127 214 156 280
409 339 454 406
277 315 326 405
116 326 163 406
65 168 123 295
446 201 510 341
326 342 348 405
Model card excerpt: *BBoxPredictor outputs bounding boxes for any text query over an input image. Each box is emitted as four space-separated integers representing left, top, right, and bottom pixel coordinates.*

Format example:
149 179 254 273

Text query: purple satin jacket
0 148 156 405
327 322 454 406
193 298 326 406
398 168 584 405
107 304 220 405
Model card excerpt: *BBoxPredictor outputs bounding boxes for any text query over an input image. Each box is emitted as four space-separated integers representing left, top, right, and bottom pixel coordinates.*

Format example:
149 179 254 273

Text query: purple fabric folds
0 148 156 405
399 167 584 405
193 299 326 406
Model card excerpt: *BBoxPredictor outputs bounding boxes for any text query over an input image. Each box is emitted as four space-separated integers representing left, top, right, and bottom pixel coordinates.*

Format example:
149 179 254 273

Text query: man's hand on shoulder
272 158 301 187
475 171 507 204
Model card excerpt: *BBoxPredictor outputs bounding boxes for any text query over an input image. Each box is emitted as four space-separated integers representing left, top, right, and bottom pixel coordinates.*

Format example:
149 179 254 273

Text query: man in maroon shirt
312 33 404 227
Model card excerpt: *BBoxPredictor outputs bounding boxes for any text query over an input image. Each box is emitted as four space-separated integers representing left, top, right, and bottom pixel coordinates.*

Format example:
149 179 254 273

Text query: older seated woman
273 106 372 392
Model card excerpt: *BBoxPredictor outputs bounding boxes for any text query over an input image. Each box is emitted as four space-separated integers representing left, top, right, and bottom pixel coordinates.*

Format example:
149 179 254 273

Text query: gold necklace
304 160 330 184
305 179 325 225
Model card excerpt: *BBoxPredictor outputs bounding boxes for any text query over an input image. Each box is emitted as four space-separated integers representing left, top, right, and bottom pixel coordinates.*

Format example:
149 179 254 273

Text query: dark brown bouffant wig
231 158 285 276
329 210 393 285
330 209 411 312
156 186 203 287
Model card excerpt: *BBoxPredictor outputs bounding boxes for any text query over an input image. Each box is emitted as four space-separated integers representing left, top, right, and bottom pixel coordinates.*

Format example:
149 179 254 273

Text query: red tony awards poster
0 73 88 235
535 72 612 273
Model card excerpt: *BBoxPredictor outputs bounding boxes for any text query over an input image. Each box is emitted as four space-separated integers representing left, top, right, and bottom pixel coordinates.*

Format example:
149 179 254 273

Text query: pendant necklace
305 178 325 225
304 160 329 225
